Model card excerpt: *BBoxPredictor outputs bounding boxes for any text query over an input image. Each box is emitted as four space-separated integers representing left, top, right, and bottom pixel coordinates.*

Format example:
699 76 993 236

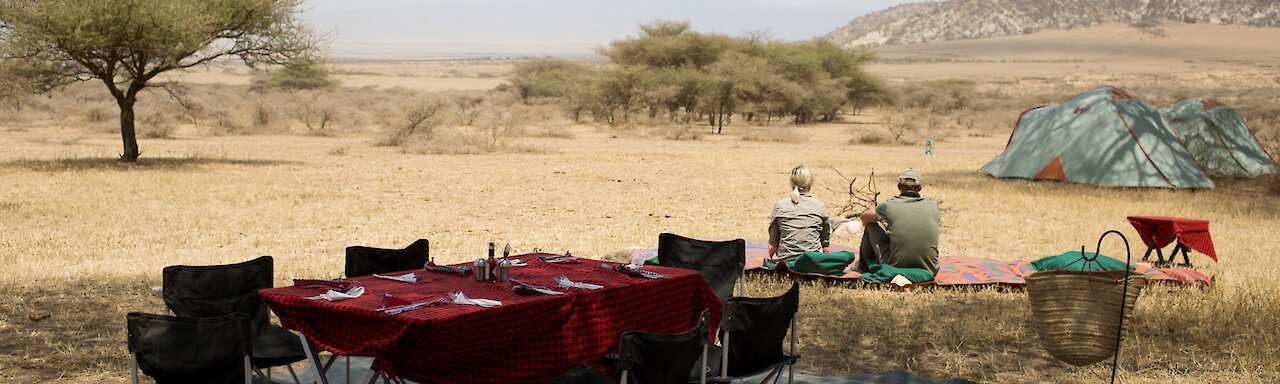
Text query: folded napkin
448 291 502 307
306 286 365 301
509 279 564 295
373 272 417 283
377 294 451 315
609 263 667 279
540 254 581 264
293 279 354 291
555 275 603 290
506 258 528 267
424 262 472 276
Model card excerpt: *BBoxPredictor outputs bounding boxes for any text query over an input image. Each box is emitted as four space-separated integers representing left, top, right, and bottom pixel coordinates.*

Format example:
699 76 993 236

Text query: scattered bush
663 123 704 140
739 125 806 143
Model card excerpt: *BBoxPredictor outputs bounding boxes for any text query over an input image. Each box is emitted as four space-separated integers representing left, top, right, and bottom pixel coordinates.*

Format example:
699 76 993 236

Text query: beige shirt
769 194 830 260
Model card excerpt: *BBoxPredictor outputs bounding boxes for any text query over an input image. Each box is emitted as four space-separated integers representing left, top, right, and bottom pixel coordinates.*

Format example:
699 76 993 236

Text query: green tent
1160 98 1277 178
982 86 1215 189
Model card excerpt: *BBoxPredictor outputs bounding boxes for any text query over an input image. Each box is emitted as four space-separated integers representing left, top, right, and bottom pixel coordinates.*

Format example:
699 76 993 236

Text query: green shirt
875 194 940 274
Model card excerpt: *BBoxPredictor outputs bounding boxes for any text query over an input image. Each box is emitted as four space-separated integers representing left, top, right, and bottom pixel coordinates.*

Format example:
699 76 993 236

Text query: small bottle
487 242 498 281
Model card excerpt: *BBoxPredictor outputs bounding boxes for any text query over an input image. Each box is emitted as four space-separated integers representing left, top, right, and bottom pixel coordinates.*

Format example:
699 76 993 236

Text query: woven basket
1025 270 1146 366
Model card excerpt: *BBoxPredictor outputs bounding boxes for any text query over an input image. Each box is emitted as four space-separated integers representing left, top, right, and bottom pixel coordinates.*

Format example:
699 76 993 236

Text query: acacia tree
0 0 320 161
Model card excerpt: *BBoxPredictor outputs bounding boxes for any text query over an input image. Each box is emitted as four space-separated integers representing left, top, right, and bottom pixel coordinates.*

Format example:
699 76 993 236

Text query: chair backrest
618 308 711 384
127 312 251 384
162 256 274 335
657 233 745 302
720 282 800 377
345 239 430 277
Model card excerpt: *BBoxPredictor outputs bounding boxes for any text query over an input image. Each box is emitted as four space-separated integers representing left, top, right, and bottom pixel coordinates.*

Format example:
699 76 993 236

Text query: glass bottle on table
487 242 498 281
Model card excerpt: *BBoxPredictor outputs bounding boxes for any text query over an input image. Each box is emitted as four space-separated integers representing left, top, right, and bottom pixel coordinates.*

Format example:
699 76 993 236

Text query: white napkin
555 275 603 290
448 291 502 308
507 259 528 267
306 286 365 301
890 274 912 287
373 272 417 283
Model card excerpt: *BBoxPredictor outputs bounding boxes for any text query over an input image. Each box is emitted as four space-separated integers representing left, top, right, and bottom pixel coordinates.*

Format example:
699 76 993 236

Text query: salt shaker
498 259 511 282
473 258 487 282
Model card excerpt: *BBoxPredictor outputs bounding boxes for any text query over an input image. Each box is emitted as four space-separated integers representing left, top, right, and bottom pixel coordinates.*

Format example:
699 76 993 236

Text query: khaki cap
899 168 923 184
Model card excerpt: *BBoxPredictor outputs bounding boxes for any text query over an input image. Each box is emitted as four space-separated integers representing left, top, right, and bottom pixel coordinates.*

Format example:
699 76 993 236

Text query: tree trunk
117 96 140 162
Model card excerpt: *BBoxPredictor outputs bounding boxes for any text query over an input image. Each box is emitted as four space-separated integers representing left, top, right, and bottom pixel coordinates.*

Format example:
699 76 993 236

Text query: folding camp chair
341 239 431 384
657 234 747 302
126 312 253 384
705 282 801 384
162 256 315 384
345 239 430 277
615 308 712 384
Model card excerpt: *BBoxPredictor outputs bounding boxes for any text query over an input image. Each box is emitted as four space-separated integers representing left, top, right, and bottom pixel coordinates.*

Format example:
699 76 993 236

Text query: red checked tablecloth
1126 216 1218 261
260 255 722 384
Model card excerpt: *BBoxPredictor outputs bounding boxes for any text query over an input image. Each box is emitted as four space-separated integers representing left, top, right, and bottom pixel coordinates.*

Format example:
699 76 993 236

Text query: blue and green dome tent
982 86 1215 189
1160 98 1277 178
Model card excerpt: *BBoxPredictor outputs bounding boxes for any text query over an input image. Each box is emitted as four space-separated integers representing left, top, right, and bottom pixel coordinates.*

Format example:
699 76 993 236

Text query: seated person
858 168 940 275
768 165 830 260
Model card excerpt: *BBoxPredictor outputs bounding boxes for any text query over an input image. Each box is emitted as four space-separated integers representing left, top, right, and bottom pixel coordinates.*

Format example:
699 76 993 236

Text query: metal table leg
297 333 332 384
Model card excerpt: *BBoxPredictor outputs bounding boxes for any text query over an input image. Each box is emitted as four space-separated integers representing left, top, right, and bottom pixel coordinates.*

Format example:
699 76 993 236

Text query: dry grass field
3 22 1280 384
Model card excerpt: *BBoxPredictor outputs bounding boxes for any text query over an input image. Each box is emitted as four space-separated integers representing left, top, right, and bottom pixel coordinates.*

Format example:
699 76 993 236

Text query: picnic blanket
627 238 1214 287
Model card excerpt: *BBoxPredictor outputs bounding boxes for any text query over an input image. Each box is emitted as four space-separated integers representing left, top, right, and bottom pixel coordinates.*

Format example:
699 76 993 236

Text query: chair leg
298 333 332 384
131 352 139 384
287 364 302 384
720 332 730 380
244 356 253 384
788 317 796 384
701 343 708 384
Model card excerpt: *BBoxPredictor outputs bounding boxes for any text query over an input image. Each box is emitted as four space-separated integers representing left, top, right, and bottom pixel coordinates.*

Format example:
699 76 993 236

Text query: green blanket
762 251 857 276
859 258 935 284
1030 251 1134 272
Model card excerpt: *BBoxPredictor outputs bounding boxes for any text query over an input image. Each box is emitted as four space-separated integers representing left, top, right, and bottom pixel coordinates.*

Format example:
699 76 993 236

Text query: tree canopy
513 21 889 131
0 0 322 161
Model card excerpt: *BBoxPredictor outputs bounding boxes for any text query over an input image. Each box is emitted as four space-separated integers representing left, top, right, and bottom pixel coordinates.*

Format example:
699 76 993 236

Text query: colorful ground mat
627 238 1214 287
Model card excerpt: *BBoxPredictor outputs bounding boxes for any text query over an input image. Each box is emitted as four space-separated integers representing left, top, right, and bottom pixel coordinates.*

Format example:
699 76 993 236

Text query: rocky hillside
827 0 1280 46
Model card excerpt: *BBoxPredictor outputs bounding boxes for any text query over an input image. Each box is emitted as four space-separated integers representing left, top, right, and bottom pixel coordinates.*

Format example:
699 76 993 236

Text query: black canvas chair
342 239 430 384
127 312 253 384
546 364 616 384
704 282 801 384
162 256 312 384
657 234 746 302
345 239 430 277
616 308 712 384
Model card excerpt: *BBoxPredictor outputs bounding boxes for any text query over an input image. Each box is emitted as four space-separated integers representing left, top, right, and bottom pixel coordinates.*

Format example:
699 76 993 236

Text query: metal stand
1092 230 1133 384
1140 241 1194 268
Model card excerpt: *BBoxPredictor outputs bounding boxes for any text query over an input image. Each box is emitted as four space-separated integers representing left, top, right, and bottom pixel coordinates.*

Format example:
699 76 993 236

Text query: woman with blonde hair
768 165 831 259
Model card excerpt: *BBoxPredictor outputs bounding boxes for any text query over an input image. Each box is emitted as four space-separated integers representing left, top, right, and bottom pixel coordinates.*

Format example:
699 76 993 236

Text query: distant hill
827 0 1280 46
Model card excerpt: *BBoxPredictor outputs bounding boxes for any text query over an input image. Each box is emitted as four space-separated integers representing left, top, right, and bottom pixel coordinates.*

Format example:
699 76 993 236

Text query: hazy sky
303 0 922 58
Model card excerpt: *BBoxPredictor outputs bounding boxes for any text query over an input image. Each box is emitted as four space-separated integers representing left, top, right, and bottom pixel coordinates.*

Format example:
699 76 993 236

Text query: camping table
1127 216 1218 268
260 254 721 384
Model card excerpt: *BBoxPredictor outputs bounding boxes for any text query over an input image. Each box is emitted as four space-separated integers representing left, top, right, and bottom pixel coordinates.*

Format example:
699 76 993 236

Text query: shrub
377 95 451 146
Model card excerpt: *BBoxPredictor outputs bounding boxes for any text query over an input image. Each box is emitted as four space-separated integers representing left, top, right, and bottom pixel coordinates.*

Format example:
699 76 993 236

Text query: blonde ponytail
789 165 813 205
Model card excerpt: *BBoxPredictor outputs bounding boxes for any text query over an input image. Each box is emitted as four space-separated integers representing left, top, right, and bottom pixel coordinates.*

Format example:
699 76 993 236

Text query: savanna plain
3 22 1280 383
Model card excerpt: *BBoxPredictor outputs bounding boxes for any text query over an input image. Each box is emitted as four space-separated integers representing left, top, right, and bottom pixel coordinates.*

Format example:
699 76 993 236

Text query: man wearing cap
857 168 940 277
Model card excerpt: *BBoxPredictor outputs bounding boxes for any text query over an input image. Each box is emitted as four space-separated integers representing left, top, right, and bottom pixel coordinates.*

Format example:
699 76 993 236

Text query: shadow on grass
1 155 302 172
0 277 162 381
